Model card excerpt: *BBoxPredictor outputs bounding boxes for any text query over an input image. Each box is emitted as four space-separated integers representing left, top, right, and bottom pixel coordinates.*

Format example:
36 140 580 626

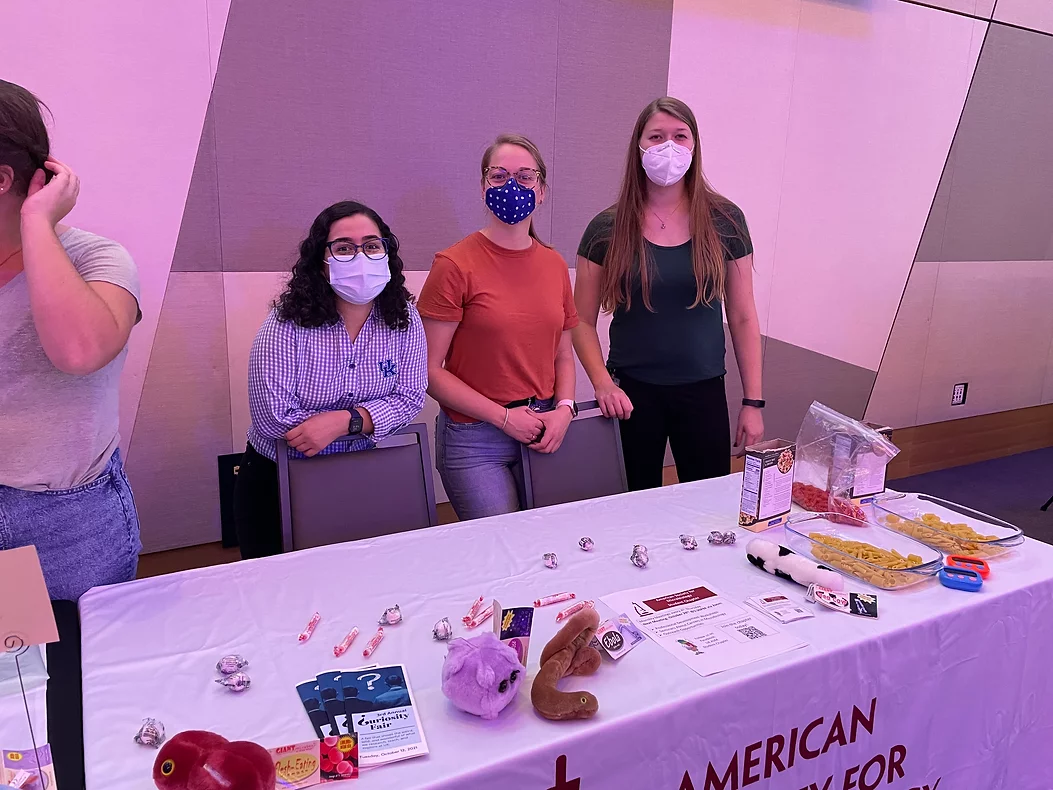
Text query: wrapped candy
8 770 32 789
216 672 251 692
578 536 595 552
433 617 454 641
679 534 698 550
216 654 249 675
543 552 558 569
379 605 402 625
555 599 595 622
298 612 321 643
363 627 385 658
708 530 737 546
534 591 575 607
464 603 494 629
333 627 360 657
463 596 485 624
134 717 166 748
630 544 649 568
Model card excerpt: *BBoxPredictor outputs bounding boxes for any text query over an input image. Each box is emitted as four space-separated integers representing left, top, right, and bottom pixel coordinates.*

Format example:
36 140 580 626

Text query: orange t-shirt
417 231 579 422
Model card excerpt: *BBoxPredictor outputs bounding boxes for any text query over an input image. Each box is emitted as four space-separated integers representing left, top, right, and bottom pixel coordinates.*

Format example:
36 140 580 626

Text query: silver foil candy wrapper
216 654 249 675
134 717 166 748
679 534 698 550
379 605 403 625
630 544 649 568
578 536 595 552
708 530 737 545
216 672 251 692
543 552 558 569
433 617 454 641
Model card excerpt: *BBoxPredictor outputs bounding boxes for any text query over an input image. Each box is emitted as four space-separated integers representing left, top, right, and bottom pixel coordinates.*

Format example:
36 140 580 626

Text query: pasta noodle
808 533 925 589
880 512 1001 557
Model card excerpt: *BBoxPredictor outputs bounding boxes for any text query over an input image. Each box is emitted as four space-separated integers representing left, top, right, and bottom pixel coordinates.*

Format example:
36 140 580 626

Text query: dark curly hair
274 200 413 331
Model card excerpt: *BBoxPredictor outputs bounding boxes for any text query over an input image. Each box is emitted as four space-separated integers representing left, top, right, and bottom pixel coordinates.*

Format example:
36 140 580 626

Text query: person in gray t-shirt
0 80 142 600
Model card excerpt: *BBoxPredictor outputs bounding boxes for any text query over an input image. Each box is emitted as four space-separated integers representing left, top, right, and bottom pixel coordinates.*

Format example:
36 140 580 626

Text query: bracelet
500 408 509 430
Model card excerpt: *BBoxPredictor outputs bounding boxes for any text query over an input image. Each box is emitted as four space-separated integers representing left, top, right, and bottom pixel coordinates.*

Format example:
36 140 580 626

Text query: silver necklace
650 199 684 230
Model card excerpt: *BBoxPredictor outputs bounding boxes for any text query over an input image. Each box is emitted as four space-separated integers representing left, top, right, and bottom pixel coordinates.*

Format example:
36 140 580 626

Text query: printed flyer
602 576 807 676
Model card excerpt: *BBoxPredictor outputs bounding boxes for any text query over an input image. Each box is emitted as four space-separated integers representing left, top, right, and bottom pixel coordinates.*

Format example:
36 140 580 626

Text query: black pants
615 372 731 491
233 442 283 559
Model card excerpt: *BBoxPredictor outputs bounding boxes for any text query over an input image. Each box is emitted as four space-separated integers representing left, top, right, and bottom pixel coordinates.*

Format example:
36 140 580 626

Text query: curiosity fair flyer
602 576 807 677
342 664 428 767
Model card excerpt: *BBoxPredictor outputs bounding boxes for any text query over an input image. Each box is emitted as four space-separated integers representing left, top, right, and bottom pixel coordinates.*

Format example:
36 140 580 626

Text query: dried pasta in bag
792 402 899 524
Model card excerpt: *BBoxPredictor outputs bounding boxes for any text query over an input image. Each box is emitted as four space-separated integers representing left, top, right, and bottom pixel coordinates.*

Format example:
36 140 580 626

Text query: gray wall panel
550 0 673 265
126 273 232 552
917 24 1053 262
762 338 877 442
210 1 560 272
171 101 223 272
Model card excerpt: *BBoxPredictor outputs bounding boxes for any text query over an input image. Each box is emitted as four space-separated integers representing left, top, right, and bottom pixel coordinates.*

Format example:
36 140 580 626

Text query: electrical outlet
951 383 968 406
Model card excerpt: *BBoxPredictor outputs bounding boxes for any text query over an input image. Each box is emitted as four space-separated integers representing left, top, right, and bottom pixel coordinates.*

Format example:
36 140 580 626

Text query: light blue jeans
0 448 141 600
436 404 551 521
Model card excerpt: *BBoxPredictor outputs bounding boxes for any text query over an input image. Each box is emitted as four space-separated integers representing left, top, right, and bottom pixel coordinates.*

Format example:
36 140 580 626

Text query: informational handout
602 576 807 677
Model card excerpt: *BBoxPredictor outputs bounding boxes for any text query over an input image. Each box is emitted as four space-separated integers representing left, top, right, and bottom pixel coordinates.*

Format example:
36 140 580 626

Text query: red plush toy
153 730 275 790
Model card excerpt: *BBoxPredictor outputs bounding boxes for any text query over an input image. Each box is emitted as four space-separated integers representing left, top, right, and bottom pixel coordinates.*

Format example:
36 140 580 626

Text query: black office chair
275 424 438 551
520 400 628 509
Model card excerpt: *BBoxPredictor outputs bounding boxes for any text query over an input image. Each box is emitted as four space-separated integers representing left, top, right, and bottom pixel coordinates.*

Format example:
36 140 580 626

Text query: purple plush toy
440 631 526 719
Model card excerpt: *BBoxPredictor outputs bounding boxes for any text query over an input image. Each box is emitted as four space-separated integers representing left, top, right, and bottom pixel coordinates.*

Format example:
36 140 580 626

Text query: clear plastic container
871 493 1024 559
785 512 943 590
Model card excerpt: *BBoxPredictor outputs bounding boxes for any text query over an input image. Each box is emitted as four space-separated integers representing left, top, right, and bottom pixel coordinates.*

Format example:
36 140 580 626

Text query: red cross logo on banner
547 755 580 790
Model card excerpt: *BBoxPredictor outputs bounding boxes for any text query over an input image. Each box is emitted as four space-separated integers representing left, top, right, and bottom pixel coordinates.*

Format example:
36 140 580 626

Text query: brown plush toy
531 607 602 720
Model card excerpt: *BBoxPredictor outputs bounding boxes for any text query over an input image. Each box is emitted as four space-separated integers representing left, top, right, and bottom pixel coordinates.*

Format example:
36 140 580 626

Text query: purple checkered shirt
246 305 428 461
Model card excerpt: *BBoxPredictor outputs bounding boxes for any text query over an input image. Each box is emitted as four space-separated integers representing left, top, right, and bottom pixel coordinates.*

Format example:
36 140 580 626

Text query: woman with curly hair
233 200 427 558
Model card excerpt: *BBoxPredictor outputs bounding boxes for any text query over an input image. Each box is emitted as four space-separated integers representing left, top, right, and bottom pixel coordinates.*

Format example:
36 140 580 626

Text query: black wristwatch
347 410 364 435
742 398 766 409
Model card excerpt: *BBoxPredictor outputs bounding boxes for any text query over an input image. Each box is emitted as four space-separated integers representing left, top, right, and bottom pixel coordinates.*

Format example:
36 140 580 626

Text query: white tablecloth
80 475 1053 789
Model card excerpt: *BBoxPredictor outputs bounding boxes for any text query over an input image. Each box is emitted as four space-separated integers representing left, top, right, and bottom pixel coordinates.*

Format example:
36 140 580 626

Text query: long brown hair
599 97 741 312
480 133 549 245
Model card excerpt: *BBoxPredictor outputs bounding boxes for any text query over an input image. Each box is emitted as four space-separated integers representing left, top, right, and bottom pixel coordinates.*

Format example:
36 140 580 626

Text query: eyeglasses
326 237 390 262
484 167 541 189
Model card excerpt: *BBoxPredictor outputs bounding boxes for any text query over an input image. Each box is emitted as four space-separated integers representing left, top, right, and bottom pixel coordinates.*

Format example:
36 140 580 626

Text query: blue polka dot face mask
485 177 537 225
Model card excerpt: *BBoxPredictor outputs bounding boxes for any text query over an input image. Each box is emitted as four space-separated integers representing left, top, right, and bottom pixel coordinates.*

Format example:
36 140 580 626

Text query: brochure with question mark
298 664 428 772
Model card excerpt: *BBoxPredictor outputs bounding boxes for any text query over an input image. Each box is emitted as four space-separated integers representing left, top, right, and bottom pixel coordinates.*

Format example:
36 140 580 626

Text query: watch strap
742 398 766 409
347 410 364 435
556 399 578 417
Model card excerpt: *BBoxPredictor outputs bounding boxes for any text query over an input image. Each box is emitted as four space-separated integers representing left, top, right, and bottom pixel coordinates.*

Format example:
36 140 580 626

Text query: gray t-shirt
0 227 141 491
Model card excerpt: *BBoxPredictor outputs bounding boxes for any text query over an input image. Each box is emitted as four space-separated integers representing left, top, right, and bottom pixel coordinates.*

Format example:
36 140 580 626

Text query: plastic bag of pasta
791 402 899 524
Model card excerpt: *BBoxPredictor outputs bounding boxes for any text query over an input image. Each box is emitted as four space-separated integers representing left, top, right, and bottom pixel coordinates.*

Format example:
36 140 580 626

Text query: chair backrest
276 424 437 551
520 401 627 509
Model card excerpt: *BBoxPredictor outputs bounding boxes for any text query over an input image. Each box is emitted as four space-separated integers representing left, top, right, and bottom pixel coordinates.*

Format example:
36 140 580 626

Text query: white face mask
639 140 694 187
327 253 391 305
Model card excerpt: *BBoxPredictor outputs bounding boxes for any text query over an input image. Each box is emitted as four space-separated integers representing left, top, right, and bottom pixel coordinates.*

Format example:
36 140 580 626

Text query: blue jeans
0 448 141 600
435 409 535 521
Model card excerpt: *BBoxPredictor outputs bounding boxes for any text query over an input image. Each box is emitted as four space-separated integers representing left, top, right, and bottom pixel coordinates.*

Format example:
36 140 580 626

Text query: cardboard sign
0 547 58 649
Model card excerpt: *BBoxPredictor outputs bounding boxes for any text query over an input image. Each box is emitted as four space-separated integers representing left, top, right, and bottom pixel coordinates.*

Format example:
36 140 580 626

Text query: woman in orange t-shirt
417 134 579 520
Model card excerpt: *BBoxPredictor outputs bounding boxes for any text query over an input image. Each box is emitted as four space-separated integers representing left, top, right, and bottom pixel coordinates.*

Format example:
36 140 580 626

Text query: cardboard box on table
738 439 796 532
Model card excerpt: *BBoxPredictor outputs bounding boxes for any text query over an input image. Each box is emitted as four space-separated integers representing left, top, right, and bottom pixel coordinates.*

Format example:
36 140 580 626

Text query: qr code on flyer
737 625 768 640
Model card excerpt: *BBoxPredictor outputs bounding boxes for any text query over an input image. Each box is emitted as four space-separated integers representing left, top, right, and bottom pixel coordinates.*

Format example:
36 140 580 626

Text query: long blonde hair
480 133 549 245
598 97 742 312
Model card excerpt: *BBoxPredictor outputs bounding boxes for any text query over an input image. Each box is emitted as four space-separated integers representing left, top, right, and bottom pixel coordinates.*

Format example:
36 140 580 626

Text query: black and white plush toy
746 539 845 591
